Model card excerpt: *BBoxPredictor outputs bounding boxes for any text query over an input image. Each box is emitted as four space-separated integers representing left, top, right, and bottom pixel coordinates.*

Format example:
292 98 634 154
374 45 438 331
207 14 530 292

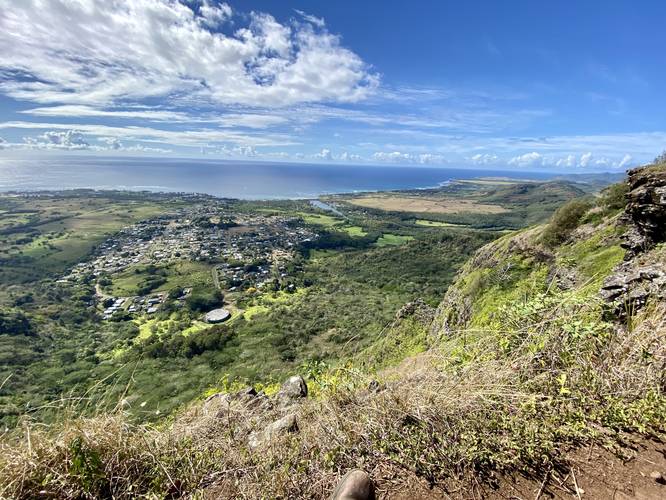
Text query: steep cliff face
622 163 666 257
431 163 666 339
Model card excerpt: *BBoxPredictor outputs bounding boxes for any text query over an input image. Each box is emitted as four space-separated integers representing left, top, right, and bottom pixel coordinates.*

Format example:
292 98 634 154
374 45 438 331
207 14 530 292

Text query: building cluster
59 203 317 320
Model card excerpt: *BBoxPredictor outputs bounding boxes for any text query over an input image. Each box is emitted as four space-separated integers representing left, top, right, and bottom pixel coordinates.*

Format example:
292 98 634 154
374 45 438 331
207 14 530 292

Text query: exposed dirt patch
346 195 509 214
381 437 666 499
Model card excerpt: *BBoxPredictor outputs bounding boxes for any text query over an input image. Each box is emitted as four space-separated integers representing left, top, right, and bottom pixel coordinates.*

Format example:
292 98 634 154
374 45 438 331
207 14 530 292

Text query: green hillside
1 166 664 498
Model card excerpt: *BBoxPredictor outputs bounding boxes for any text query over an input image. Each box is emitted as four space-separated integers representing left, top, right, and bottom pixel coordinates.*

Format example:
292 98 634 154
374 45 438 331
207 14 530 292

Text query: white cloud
0 0 377 108
579 152 593 167
372 151 445 164
13 130 171 153
21 105 190 121
417 153 446 164
314 148 333 161
372 151 412 163
508 151 544 167
469 153 498 165
619 154 633 168
0 120 297 148
199 1 232 28
339 151 362 162
213 114 288 129
234 146 257 157
24 130 90 150
295 9 326 28
555 154 576 168
100 137 123 150
21 105 289 130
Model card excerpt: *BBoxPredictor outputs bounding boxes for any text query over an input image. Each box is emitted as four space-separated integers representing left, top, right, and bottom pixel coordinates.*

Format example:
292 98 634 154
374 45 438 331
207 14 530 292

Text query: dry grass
1 294 664 499
345 195 508 214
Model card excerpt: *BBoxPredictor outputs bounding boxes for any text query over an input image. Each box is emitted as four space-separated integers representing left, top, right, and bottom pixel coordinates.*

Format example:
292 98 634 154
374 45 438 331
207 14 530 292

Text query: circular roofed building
204 308 231 324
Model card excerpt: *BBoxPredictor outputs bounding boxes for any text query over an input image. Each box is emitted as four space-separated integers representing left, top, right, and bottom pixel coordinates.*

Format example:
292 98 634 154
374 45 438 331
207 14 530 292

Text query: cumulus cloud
339 151 362 162
100 137 123 150
555 154 576 168
0 136 6 149
199 0 232 28
417 153 446 164
372 151 445 165
372 151 413 163
234 146 257 157
24 130 90 150
579 152 593 167
314 148 333 161
469 153 499 165
619 154 633 168
508 151 634 169
0 0 377 108
508 151 544 167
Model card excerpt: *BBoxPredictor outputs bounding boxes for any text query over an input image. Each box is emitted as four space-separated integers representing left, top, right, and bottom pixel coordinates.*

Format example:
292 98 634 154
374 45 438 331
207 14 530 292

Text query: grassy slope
2 178 664 498
5 172 659 497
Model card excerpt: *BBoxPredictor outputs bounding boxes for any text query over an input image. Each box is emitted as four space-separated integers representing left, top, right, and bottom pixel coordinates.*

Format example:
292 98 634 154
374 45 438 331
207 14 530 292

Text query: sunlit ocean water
0 156 555 199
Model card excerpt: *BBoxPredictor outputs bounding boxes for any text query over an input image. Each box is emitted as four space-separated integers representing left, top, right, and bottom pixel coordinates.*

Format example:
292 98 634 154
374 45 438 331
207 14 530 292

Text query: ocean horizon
0 156 560 199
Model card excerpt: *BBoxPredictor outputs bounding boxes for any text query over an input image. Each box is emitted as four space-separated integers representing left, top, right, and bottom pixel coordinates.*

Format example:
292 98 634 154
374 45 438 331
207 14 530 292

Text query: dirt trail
384 437 666 499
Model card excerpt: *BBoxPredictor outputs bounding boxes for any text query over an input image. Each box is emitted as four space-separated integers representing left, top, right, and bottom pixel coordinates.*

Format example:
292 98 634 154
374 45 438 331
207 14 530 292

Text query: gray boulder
247 413 298 450
202 386 271 418
277 375 308 401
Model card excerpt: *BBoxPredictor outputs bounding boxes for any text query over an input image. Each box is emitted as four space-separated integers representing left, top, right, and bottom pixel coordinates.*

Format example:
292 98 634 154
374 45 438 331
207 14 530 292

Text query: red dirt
383 437 666 499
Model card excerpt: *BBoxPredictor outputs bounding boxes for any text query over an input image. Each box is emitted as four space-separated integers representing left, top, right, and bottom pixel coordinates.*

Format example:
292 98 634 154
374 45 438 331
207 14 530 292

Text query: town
58 203 318 320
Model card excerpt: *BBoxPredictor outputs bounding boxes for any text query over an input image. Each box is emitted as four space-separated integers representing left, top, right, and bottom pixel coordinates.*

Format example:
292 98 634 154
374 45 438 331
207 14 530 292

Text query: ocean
0 156 556 199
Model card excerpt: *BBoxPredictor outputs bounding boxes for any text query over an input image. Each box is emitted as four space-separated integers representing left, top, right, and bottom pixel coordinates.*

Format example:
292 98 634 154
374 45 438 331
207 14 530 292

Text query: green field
108 261 214 296
375 233 415 246
0 196 171 284
415 219 466 228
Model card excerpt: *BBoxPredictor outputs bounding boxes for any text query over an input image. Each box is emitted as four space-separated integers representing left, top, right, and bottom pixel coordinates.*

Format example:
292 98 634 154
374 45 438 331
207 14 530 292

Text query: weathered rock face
601 164 666 317
621 165 666 258
601 264 666 318
395 298 435 325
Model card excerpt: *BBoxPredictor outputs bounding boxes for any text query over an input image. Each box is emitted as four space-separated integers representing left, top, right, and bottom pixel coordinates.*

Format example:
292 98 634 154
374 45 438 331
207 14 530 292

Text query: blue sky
0 0 664 170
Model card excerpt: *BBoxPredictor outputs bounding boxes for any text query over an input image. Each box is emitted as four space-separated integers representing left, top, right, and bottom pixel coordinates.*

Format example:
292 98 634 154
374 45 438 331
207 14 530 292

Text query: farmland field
345 195 509 214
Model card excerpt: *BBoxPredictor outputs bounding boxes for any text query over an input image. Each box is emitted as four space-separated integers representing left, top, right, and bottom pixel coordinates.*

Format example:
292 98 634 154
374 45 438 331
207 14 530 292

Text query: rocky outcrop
395 299 435 325
621 164 666 258
600 164 666 317
601 174 666 314
601 264 666 317
429 284 471 339
202 386 271 418
276 375 308 403
201 375 310 451
247 413 299 450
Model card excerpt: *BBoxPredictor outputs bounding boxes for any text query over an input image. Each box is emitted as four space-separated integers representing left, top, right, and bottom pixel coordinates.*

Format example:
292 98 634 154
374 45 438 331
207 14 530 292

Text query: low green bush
541 198 593 248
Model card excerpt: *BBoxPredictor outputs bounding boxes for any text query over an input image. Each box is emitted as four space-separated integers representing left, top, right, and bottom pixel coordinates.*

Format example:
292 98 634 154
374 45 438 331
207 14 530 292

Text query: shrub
599 182 628 212
0 310 33 336
541 198 593 248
